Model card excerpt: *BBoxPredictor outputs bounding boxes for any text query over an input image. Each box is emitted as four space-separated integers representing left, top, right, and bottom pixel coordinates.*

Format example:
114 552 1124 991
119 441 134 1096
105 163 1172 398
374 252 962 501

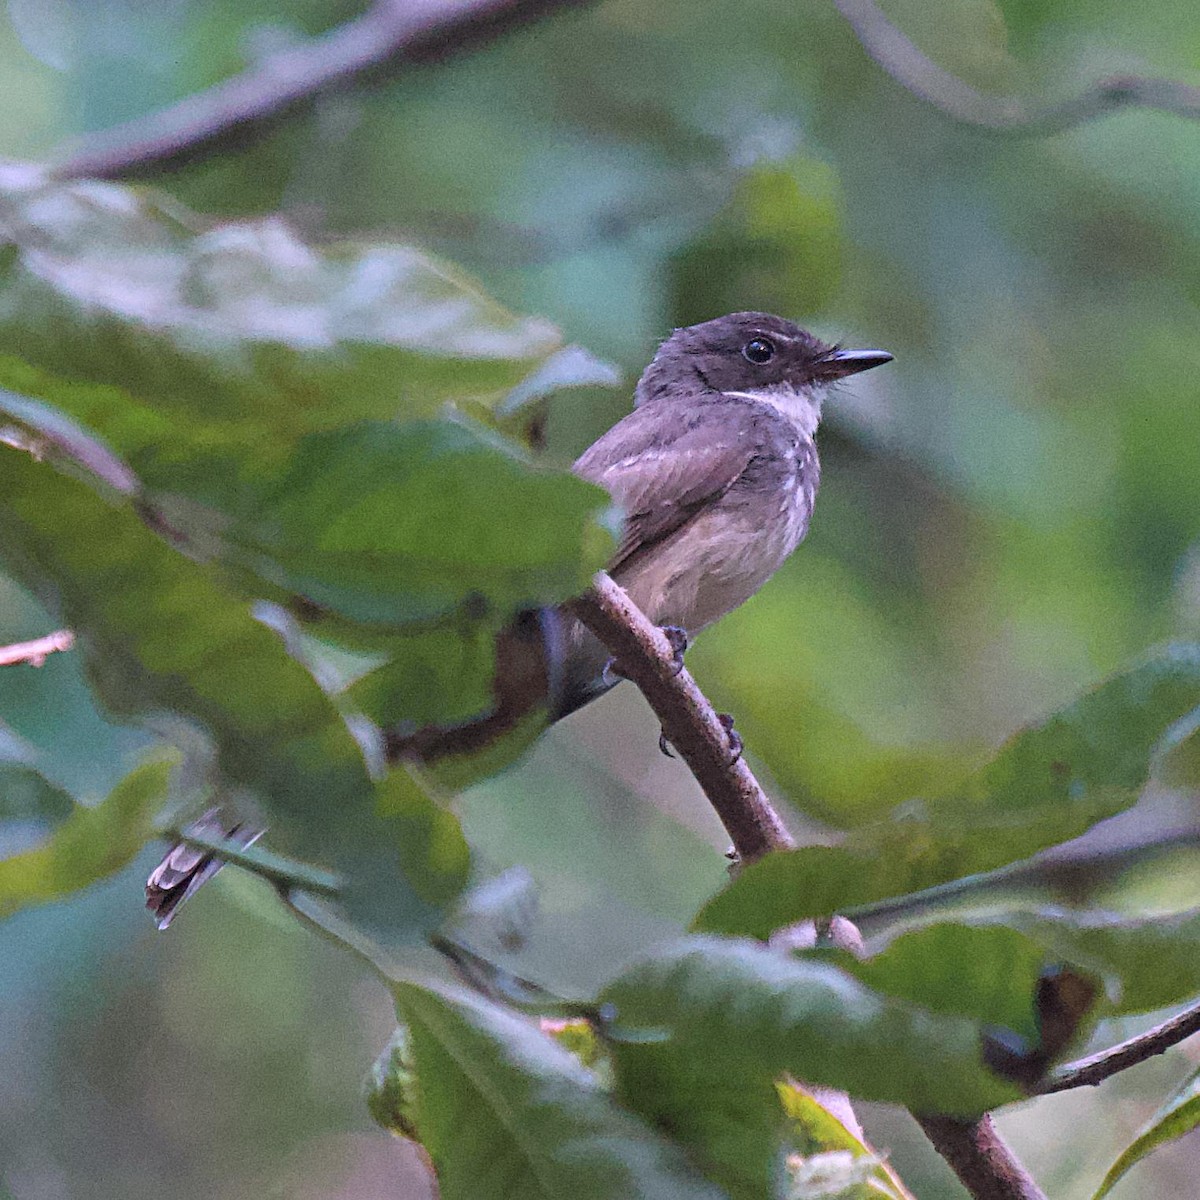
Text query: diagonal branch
50 0 595 181
834 0 1200 135
572 571 1044 1200
1039 997 1200 1095
569 572 794 862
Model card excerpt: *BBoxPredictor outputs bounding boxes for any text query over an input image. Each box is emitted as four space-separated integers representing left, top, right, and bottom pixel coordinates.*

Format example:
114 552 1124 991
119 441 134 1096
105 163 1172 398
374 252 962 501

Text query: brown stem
51 0 596 181
1038 997 1200 1095
916 1115 1047 1200
834 0 1200 135
0 629 74 667
568 572 793 862
574 572 1042 1200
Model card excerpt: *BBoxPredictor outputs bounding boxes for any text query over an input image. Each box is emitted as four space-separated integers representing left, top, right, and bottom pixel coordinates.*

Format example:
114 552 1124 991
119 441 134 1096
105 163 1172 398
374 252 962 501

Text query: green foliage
0 757 171 919
600 936 1019 1196
5 1 1200 1195
696 648 1200 938
394 979 729 1200
776 1081 914 1200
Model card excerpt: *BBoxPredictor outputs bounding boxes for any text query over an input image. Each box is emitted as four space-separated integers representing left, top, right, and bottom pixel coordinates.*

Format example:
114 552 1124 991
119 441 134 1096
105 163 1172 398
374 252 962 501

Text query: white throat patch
722 383 826 439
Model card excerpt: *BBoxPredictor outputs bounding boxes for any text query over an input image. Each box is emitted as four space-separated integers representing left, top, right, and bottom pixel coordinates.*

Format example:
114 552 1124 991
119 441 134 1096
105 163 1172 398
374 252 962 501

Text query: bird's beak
819 349 894 379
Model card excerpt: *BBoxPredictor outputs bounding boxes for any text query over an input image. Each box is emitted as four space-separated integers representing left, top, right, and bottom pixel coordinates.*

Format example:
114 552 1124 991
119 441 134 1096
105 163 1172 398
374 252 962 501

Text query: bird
387 310 892 761
149 312 892 925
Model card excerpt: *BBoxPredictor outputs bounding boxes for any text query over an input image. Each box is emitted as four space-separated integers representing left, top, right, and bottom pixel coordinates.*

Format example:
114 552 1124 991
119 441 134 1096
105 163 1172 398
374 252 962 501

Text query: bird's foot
660 625 689 674
658 712 741 763
716 712 743 764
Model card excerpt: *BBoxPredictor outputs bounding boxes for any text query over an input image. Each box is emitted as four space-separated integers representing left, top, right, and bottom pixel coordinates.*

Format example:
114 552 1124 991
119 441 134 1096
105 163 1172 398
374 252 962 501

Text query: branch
568 572 794 862
834 0 1200 136
0 629 74 667
50 0 595 181
916 1116 1047 1200
1038 997 1200 1095
572 572 1044 1200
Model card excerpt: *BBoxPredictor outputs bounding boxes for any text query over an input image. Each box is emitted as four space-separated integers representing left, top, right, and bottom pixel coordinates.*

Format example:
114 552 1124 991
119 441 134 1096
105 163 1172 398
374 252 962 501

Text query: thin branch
1038 997 1200 1095
568 572 794 862
0 629 74 667
51 0 595 182
573 571 1043 1200
916 1116 1047 1200
834 0 1200 136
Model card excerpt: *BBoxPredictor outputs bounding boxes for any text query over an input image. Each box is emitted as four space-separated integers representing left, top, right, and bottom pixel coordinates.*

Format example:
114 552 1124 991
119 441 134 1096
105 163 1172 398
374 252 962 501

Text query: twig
916 1116 1047 1200
0 629 74 667
568 572 794 862
834 0 1200 135
50 0 595 181
166 826 343 897
1038 997 1200 1095
573 571 1043 1200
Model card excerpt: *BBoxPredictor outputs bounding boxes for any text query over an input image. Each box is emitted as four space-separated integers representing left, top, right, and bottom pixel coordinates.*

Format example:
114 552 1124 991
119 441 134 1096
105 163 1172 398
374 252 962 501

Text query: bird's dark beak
819 349 894 380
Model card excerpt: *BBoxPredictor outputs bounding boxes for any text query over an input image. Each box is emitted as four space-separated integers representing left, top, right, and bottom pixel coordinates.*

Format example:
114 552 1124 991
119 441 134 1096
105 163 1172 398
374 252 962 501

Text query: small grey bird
150 312 891 924
389 311 892 758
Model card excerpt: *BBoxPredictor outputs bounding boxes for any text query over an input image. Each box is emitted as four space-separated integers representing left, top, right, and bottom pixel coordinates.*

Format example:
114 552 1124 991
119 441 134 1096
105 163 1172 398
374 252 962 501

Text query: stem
1039 997 1200 1095
834 0 1200 135
916 1115 1047 1200
569 572 794 862
51 0 595 181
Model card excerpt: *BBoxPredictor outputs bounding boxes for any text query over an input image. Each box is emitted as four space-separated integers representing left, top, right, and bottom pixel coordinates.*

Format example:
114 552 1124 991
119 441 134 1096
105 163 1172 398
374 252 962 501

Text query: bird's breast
617 434 819 634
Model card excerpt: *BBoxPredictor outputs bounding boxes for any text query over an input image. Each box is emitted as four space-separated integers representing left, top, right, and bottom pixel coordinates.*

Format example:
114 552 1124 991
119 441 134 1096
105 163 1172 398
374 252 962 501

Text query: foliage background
2 0 1200 1196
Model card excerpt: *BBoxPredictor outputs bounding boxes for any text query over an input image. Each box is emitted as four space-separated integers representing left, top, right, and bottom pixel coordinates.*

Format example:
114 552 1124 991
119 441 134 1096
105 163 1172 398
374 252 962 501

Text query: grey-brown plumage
387 311 891 753
551 311 892 716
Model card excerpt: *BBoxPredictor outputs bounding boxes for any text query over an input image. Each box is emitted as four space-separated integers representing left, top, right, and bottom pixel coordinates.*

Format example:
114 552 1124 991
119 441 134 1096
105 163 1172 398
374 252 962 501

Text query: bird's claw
658 729 675 758
716 712 743 763
602 656 628 686
660 625 689 674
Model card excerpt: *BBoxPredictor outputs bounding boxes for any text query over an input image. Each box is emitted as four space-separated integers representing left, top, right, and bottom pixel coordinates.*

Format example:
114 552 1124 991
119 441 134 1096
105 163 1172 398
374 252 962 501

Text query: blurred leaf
777 1080 915 1200
834 924 1052 1043
394 978 729 1200
1093 1067 1200 1199
0 760 73 828
0 755 171 919
366 1023 422 1142
0 442 467 940
999 907 1200 1017
670 158 843 325
600 936 1018 1196
229 419 610 628
697 648 1200 938
0 166 560 508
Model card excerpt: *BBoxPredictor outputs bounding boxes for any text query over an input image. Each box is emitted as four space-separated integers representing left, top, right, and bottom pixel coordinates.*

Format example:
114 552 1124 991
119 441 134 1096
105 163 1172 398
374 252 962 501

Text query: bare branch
916 1115 1047 1200
1038 997 1200 1095
0 629 74 667
569 572 794 862
51 0 595 181
834 0 1200 135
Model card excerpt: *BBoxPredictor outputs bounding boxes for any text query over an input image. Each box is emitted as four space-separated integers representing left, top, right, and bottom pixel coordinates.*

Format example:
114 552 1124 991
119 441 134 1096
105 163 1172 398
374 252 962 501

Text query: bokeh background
2 0 1200 1196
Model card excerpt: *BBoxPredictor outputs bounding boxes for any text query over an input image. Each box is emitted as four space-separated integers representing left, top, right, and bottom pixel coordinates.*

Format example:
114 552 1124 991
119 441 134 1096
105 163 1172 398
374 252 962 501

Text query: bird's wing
573 400 759 574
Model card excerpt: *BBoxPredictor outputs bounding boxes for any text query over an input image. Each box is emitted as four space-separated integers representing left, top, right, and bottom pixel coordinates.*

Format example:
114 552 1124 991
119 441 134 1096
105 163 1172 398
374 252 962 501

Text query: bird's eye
742 337 775 364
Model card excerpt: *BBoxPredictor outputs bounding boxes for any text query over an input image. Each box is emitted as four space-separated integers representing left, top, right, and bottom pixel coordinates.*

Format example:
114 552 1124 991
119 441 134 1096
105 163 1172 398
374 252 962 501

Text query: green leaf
600 936 1019 1196
0 761 74 840
776 1081 915 1200
229 419 610 628
0 441 467 939
697 648 1200 938
836 924 1052 1044
999 907 1200 1017
0 166 561 507
394 978 729 1200
0 756 171 919
1093 1068 1200 1199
